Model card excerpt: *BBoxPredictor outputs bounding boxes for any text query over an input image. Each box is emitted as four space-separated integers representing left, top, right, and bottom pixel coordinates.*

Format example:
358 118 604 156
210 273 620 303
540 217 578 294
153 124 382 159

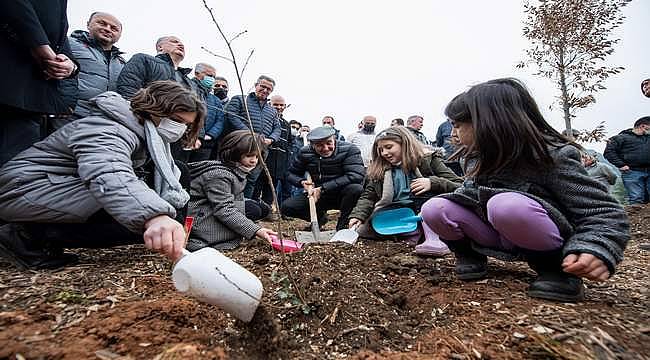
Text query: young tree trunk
558 51 573 140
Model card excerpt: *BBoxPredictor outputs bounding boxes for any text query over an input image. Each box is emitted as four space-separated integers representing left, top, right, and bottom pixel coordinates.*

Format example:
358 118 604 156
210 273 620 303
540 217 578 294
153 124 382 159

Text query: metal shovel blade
294 230 337 243
330 228 359 245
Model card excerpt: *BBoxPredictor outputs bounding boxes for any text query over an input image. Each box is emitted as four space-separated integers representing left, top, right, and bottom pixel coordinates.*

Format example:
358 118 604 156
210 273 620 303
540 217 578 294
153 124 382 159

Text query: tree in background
518 0 631 140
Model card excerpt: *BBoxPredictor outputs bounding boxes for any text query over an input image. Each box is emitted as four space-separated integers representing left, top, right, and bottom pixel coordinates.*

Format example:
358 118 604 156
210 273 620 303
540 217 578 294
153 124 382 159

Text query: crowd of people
0 2 643 303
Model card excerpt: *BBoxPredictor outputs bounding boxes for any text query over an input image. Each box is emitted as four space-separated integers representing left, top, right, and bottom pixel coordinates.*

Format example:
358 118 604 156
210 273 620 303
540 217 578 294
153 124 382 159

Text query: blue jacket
224 92 280 141
435 119 456 159
69 30 125 117
204 93 225 138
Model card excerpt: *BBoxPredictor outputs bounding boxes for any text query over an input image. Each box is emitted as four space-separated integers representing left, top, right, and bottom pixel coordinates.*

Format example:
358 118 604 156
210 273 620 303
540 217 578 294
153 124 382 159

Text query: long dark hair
131 80 206 147
445 78 575 178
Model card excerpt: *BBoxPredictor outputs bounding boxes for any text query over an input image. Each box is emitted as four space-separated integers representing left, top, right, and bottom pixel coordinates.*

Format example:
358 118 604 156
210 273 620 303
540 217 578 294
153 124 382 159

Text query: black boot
525 250 584 302
0 224 78 270
445 240 488 281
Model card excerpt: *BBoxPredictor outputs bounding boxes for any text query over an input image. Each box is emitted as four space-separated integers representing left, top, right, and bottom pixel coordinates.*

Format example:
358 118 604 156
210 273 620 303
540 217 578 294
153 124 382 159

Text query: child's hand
256 227 277 243
348 218 362 229
562 253 610 281
410 178 432 195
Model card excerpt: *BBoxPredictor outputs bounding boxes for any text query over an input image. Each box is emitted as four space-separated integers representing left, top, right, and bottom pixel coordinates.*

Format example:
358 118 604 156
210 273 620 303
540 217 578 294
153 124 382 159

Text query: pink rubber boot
415 220 450 256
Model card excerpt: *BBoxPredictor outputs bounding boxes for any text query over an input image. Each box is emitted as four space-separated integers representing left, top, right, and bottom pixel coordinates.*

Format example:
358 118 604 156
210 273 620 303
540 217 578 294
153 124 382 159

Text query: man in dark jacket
116 35 205 162
281 127 365 230
255 95 293 206
0 0 79 166
68 12 125 119
224 75 280 197
116 35 197 100
604 116 650 204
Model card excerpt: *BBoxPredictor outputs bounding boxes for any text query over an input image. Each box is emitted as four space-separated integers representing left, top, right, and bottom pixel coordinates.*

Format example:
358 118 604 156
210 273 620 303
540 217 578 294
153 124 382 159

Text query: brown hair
130 80 206 147
218 130 266 167
367 126 424 181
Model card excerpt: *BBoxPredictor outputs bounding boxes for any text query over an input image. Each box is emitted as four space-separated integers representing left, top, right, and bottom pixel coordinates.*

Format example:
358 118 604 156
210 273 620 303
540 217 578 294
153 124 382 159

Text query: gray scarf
143 120 190 209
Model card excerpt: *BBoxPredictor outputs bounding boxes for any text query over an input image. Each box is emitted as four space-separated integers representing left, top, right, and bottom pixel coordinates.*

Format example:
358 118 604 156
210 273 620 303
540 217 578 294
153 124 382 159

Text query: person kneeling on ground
348 126 462 254
421 78 629 302
0 81 205 269
186 130 277 251
281 126 365 231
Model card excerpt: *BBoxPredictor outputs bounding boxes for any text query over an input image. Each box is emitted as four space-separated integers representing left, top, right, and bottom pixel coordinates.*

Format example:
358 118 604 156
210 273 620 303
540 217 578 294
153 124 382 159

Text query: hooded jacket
68 30 125 117
0 92 176 233
440 145 629 274
186 161 260 250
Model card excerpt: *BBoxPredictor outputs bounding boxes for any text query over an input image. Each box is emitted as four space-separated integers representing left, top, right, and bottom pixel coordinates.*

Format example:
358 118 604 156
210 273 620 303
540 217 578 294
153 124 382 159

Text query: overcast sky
68 0 649 151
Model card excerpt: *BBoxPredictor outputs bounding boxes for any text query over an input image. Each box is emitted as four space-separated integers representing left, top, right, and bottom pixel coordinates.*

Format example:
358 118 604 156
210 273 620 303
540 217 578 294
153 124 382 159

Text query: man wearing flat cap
281 127 365 230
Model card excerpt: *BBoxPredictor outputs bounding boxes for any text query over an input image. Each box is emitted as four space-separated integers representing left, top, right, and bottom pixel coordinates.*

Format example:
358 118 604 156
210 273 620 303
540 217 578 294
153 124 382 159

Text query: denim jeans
621 169 650 204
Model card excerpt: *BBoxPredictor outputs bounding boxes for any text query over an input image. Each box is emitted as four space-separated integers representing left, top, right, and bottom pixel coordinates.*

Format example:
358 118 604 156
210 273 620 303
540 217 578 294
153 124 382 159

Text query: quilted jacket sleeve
116 53 149 100
68 118 176 233
549 146 629 274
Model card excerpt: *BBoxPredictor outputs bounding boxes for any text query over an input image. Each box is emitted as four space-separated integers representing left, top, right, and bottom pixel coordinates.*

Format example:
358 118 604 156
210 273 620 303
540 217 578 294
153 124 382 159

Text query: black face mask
214 88 228 100
363 124 375 133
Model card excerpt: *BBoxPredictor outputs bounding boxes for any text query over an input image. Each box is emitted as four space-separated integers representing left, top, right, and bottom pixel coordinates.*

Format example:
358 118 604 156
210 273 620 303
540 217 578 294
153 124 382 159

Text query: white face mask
291 128 299 136
157 117 187 143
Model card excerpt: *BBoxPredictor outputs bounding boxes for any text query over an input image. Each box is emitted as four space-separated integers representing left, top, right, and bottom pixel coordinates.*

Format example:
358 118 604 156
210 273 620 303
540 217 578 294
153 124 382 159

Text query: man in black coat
116 35 198 100
116 35 206 162
0 0 79 166
604 116 650 205
281 127 366 230
254 94 293 206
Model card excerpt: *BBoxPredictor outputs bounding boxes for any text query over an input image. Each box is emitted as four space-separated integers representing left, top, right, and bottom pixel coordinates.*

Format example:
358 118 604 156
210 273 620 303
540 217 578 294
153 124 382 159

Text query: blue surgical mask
157 117 187 143
200 76 215 89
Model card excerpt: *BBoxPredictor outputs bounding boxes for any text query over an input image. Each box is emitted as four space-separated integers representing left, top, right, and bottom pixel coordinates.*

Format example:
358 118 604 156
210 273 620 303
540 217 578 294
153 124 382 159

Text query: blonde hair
367 127 424 180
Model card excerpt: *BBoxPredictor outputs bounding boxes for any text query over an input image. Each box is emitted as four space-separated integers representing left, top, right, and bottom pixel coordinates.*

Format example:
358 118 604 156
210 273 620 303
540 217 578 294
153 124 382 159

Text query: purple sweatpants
421 192 564 251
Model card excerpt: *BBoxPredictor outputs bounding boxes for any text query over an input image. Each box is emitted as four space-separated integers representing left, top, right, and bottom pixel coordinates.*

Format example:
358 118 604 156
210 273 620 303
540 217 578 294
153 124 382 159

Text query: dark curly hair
130 80 206 147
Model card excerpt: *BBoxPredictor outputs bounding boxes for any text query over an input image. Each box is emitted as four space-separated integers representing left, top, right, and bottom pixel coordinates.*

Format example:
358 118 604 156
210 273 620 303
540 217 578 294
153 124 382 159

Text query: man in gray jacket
68 12 125 118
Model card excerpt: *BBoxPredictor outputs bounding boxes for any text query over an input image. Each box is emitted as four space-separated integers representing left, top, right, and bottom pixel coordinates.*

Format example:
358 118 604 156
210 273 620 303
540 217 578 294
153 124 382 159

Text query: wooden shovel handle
306 173 319 223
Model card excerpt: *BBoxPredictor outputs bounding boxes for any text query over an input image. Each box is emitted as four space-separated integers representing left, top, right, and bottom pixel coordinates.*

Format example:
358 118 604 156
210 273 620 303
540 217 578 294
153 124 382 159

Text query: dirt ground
0 205 648 359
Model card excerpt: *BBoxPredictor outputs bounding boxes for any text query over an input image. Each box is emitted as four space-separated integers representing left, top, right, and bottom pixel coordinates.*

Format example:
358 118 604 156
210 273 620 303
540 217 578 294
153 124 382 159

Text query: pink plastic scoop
270 235 303 253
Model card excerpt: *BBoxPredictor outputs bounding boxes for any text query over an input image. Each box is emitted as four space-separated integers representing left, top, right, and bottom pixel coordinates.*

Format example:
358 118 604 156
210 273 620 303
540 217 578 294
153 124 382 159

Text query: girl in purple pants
421 78 629 302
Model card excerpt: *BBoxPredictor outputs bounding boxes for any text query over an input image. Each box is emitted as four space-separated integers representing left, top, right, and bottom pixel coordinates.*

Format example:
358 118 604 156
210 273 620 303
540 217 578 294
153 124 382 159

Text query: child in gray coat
187 130 276 250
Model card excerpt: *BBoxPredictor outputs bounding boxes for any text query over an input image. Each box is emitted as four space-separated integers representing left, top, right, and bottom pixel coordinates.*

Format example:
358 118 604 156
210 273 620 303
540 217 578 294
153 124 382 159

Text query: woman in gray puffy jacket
0 81 205 269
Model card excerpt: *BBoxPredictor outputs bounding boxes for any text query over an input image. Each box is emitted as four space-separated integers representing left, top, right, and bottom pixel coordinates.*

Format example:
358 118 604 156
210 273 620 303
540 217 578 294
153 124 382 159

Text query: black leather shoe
527 271 585 302
0 224 78 270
